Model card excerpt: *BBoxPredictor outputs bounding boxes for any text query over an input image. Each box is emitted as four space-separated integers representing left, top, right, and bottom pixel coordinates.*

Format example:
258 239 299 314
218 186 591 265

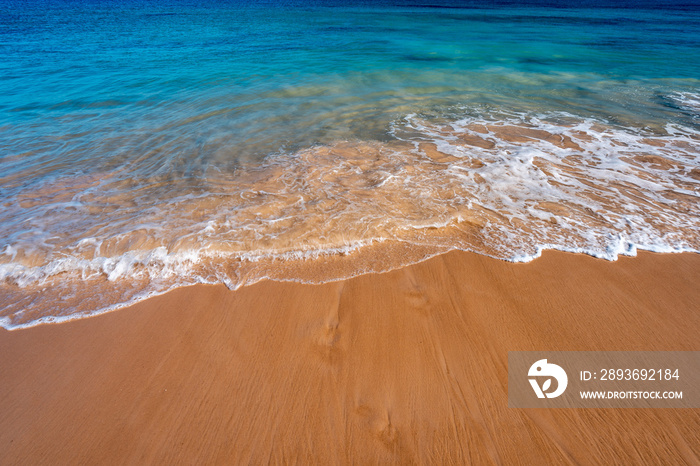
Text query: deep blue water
2 0 699 171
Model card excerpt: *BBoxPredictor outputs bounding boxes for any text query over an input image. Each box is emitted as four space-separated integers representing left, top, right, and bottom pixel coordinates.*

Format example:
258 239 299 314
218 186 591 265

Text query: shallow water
1 0 699 327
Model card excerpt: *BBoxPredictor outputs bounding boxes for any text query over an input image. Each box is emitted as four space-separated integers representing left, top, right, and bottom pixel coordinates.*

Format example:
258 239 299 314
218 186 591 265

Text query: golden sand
0 250 699 464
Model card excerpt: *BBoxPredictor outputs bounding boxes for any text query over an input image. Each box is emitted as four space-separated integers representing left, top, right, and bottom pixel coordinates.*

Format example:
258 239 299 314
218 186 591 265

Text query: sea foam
1 110 699 328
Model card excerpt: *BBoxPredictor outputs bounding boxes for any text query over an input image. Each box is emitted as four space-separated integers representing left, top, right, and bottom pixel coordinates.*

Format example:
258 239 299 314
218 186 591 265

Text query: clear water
1 0 699 327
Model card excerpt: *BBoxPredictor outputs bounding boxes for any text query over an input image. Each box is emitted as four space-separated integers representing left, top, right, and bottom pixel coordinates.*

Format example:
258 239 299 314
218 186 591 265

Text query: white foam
2 108 700 329
670 91 700 118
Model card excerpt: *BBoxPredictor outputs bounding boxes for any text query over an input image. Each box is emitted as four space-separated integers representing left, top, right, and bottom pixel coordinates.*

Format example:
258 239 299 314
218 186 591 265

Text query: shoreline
3 112 700 331
1 250 699 463
4 243 698 332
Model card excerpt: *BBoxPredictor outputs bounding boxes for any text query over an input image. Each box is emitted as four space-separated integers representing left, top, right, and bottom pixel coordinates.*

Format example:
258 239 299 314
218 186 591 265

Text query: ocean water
1 0 699 328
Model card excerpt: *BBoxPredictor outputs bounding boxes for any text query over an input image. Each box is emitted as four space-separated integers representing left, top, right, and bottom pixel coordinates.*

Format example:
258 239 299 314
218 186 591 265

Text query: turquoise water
1 0 699 327
3 1 699 167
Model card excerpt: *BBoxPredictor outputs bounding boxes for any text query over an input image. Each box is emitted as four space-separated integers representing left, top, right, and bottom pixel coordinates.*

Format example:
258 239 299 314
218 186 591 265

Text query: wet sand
1 250 699 464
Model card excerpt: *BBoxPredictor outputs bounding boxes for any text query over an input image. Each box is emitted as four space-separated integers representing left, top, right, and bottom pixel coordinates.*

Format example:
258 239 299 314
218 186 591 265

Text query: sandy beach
1 250 699 464
3 1 700 464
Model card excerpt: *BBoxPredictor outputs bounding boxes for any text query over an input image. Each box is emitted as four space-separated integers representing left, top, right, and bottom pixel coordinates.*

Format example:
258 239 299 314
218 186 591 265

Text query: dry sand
1 250 699 464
